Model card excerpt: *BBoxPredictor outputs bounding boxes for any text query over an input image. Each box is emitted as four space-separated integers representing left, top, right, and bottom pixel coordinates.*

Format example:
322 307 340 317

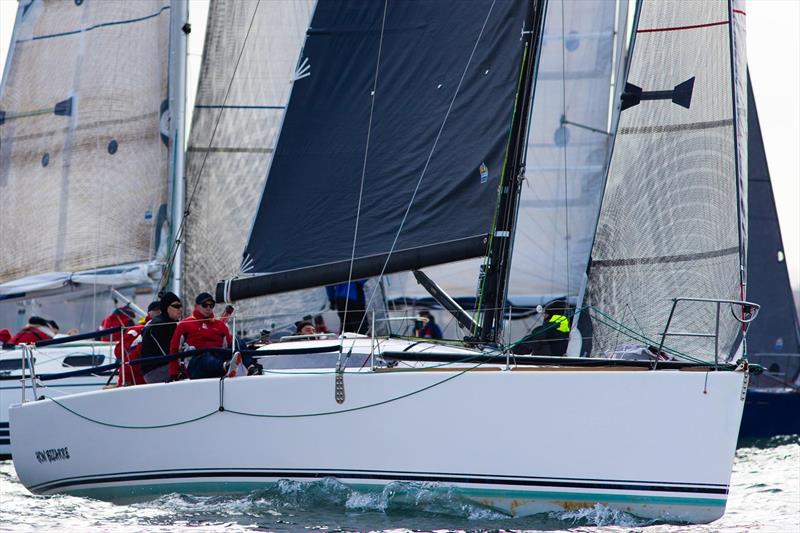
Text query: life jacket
549 314 570 334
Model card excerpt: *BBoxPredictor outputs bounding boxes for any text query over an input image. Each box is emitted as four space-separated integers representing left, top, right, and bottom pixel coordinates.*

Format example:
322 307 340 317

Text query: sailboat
738 74 800 439
0 0 187 457
9 0 757 523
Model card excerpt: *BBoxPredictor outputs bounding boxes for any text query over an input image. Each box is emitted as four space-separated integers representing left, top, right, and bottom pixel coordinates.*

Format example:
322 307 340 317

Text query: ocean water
1 436 798 532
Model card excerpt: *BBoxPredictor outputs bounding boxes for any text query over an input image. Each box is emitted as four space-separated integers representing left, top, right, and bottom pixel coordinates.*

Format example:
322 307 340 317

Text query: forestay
223 0 532 300
183 0 316 312
0 0 170 290
584 0 748 361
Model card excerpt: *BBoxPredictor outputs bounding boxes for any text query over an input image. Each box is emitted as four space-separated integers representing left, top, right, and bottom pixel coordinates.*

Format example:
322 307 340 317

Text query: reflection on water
1 436 798 532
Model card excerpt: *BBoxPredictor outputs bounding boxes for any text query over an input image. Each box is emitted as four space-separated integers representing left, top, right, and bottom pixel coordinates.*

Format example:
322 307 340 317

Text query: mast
477 0 546 343
167 0 189 296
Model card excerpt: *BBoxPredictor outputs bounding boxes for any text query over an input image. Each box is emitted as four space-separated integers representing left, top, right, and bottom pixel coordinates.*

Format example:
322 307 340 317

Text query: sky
0 0 798 290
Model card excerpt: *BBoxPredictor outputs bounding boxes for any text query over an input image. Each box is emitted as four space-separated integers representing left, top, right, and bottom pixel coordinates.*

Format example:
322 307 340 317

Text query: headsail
583 0 748 361
220 0 533 302
183 0 314 303
0 0 171 295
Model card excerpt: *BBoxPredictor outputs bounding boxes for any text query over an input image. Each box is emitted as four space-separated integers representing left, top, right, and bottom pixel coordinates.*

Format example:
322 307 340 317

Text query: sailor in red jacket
10 316 56 344
115 301 161 386
169 292 233 379
0 328 11 345
100 305 136 344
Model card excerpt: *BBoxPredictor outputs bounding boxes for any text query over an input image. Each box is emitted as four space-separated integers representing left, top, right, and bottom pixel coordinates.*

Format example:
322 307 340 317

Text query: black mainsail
218 0 536 305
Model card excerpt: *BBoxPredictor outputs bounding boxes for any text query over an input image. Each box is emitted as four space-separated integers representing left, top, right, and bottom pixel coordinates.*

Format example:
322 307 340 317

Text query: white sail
584 0 748 361
182 0 318 320
0 0 171 292
383 0 628 306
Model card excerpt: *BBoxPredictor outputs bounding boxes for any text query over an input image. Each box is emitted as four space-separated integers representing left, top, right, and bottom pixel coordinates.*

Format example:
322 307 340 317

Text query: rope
358 1 499 333
342 0 389 332
559 0 570 298
44 360 486 427
47 396 218 429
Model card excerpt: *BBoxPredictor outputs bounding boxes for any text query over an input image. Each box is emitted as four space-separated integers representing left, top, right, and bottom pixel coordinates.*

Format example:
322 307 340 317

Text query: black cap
159 291 181 313
295 320 313 333
47 320 60 331
195 292 215 305
147 301 161 312
28 316 48 327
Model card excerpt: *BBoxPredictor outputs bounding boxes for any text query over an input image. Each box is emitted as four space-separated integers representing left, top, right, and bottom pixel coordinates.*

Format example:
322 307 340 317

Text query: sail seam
186 146 273 154
636 20 729 34
618 118 733 135
5 112 159 142
591 247 739 268
20 5 171 43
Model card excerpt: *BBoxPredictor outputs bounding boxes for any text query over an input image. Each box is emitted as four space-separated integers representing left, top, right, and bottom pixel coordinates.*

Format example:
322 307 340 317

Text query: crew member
139 292 183 383
415 311 443 339
116 301 161 386
100 305 136 343
10 316 56 344
326 281 368 334
170 292 237 380
0 329 12 345
511 300 571 356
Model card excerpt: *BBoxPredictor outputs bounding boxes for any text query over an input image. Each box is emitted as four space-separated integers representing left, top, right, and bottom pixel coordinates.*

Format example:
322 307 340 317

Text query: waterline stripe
30 468 728 496
60 478 727 508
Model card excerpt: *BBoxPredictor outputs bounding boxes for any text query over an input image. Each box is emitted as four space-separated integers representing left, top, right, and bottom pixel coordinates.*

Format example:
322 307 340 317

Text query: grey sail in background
745 75 800 357
0 0 170 290
183 0 315 312
223 0 532 301
583 0 747 362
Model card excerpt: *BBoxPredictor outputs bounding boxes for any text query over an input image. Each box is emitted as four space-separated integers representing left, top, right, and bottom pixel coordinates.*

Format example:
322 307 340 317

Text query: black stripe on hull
31 468 729 496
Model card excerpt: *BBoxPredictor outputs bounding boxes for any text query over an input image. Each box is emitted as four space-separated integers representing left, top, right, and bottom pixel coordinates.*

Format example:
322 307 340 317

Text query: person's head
160 292 183 321
295 321 316 335
119 305 136 320
47 320 60 334
194 292 216 319
28 316 48 328
146 301 162 320
419 311 435 324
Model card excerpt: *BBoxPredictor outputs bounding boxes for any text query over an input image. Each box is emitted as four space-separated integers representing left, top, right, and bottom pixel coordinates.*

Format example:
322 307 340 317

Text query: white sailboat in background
9 0 759 524
0 0 187 456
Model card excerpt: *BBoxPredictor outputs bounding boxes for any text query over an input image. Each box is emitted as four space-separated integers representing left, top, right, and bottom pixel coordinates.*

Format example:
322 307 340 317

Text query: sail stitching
618 118 733 135
358 0 500 333
19 5 171 43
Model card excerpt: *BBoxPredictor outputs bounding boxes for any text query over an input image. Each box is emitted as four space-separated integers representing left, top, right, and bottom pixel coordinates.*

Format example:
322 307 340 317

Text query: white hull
1 342 114 457
10 341 747 523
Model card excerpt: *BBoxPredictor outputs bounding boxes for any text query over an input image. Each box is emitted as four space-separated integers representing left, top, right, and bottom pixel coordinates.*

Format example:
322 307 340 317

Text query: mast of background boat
477 0 546 343
167 0 189 296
